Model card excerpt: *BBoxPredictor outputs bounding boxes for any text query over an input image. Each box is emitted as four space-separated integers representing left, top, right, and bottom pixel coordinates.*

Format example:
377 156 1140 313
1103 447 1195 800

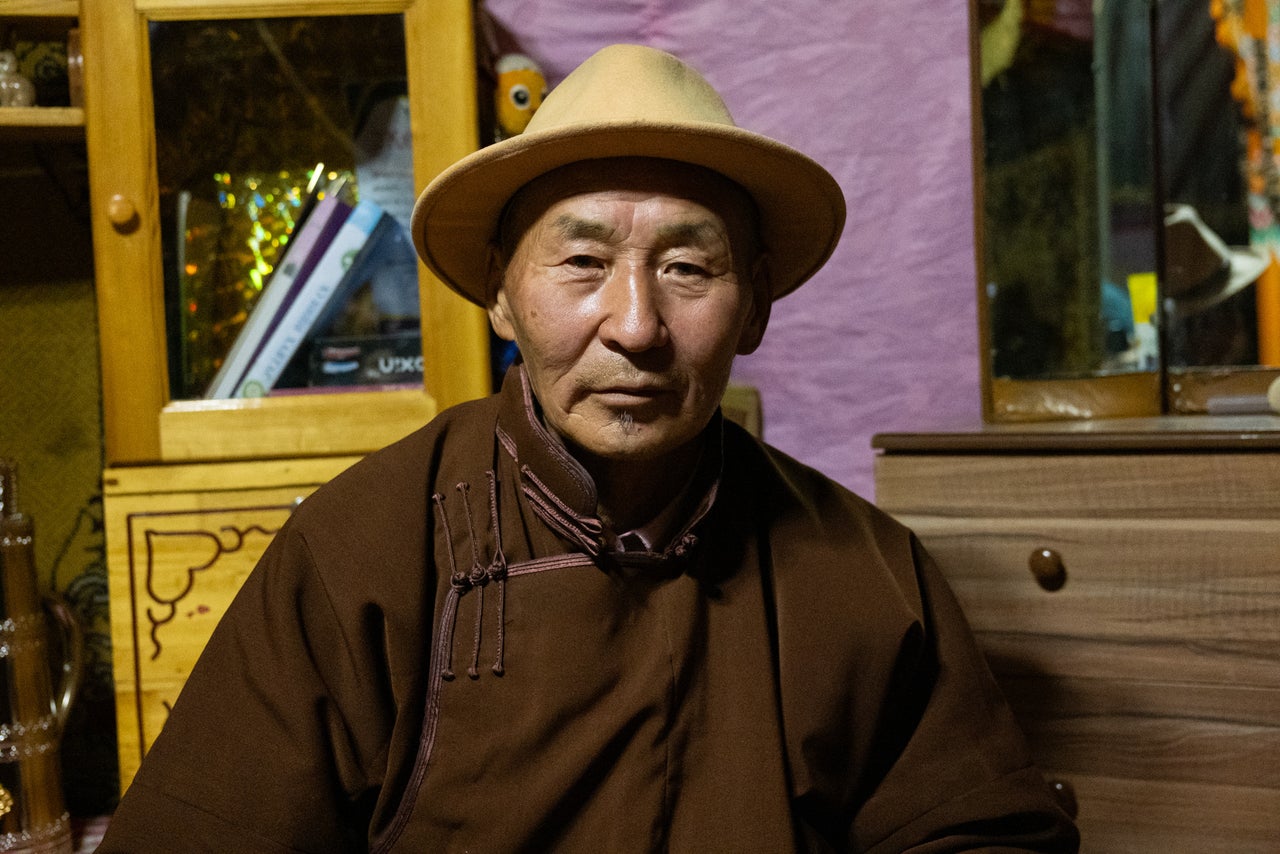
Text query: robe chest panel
873 432 1280 853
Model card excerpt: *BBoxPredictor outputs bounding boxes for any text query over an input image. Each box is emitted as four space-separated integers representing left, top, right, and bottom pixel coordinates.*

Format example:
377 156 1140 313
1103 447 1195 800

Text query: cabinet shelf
158 386 438 460
0 106 84 140
0 2 78 15
0 4 83 133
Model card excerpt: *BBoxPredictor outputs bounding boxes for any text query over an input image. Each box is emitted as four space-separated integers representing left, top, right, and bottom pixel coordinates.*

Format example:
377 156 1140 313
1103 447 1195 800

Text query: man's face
488 158 769 465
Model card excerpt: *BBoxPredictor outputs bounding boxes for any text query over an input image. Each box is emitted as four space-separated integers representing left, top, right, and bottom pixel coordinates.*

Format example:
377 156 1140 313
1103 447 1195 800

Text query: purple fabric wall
482 0 981 499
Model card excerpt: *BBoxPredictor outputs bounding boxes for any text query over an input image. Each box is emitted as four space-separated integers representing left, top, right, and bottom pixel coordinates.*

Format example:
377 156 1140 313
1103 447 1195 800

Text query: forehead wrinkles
497 158 759 258
547 209 729 251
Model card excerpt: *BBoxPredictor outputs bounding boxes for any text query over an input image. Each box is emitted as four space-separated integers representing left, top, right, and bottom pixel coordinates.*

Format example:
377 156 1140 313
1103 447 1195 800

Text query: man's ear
736 254 772 355
485 243 517 342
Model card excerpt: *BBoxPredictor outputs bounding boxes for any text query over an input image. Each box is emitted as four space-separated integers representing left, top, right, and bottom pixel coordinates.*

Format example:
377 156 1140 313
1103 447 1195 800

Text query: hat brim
1170 246 1269 317
411 120 846 306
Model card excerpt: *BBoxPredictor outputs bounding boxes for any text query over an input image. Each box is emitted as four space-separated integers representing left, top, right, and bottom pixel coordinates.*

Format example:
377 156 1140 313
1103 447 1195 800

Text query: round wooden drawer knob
1028 547 1067 591
106 194 139 231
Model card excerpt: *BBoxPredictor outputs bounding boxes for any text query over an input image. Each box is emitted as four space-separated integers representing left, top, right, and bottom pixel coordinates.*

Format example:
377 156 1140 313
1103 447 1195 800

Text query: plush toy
489 53 545 378
0 50 35 107
494 53 546 141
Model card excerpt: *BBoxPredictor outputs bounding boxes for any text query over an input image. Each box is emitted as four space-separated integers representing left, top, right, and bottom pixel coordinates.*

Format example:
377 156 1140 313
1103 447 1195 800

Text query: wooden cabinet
81 0 490 465
76 0 493 792
104 456 359 786
874 417 1280 851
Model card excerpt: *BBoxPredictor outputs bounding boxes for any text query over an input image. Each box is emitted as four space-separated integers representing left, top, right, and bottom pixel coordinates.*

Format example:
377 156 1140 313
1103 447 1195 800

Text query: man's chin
568 421 701 466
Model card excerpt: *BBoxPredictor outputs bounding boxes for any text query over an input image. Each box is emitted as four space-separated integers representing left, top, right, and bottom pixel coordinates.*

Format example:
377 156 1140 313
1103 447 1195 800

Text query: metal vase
0 460 82 854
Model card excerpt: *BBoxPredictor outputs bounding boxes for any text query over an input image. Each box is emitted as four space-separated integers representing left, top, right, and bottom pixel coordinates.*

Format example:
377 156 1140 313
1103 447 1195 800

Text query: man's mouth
596 387 663 400
592 383 672 405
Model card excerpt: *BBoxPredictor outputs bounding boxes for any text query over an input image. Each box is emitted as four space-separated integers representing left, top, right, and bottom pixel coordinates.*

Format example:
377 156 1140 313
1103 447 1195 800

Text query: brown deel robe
99 366 1078 853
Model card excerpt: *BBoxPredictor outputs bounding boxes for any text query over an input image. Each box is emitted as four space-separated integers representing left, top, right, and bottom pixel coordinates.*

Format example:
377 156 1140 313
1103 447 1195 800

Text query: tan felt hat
411 44 847 306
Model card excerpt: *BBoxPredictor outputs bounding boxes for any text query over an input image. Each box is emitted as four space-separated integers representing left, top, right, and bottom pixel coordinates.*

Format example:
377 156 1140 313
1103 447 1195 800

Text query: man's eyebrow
550 214 616 242
655 219 727 248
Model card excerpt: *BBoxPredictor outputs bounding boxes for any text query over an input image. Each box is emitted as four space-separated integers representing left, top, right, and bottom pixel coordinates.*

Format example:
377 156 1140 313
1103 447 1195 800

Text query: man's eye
666 262 707 277
565 255 602 269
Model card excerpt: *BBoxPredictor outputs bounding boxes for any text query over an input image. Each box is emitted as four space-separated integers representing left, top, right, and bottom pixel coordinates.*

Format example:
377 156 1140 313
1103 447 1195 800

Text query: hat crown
412 43 845 306
525 44 737 134
1163 207 1229 296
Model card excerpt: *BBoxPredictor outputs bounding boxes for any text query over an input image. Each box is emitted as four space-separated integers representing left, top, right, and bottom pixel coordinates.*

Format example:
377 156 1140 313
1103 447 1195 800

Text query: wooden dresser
873 417 1280 852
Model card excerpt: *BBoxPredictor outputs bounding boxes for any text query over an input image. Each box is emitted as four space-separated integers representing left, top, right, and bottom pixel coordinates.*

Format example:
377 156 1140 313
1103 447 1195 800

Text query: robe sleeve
96 521 387 854
851 538 1080 853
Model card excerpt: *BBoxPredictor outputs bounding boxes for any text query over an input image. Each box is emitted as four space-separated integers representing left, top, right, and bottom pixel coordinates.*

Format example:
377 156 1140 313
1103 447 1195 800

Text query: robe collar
493 363 722 564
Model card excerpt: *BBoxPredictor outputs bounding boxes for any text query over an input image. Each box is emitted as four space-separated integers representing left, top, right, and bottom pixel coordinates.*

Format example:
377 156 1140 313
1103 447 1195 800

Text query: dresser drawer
897 513 1280 851
875 452 1280 519
104 456 359 789
897 516 1280 676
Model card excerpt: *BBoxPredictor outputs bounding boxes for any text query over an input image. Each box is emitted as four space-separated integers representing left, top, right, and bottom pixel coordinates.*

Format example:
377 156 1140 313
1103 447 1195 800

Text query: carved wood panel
102 457 360 791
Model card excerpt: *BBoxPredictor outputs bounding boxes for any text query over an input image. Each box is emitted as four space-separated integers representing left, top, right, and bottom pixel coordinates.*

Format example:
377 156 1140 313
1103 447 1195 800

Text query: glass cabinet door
153 15 419 402
83 0 489 464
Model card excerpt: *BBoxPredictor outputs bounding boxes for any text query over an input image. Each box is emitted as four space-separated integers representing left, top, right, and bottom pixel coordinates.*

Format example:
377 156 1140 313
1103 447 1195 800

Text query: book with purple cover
203 181 352 399
233 198 387 398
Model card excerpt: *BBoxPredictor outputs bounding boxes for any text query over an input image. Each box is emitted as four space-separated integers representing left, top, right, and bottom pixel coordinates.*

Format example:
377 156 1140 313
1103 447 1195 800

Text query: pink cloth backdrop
481 0 981 498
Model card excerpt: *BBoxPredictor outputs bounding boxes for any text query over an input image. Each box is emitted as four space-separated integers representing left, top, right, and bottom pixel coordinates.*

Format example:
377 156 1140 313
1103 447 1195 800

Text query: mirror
974 0 1280 419
978 0 1157 381
1157 0 1277 374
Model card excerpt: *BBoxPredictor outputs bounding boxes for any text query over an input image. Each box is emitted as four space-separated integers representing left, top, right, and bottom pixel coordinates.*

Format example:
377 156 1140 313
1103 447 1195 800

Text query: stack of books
204 175 419 399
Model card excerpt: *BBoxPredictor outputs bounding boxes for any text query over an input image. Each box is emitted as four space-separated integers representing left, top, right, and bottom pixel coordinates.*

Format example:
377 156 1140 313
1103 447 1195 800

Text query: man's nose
599 265 669 351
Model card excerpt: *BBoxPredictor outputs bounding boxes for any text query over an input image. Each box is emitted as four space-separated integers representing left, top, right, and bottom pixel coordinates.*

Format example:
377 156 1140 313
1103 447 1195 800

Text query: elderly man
99 45 1078 852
